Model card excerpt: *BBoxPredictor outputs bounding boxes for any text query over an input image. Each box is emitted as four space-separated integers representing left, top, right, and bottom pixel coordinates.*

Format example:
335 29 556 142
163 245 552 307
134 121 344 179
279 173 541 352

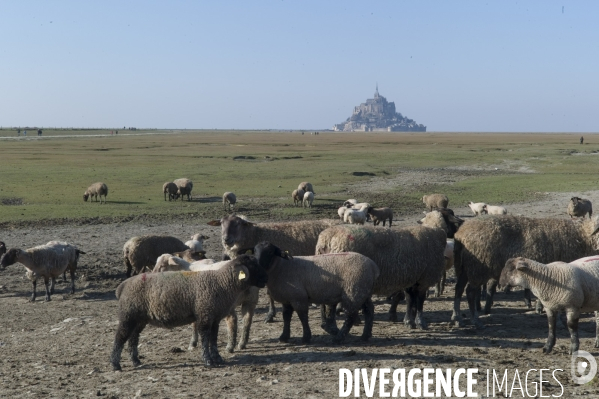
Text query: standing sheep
83 182 108 204
315 224 446 331
173 178 193 201
500 257 599 354
366 207 393 226
344 208 366 225
422 194 449 211
0 241 85 301
122 235 189 277
253 242 378 344
468 202 486 216
452 216 599 329
292 189 305 207
163 182 179 201
568 197 593 219
185 233 207 253
207 215 340 322
109 255 268 370
302 191 314 208
223 192 236 211
298 182 315 194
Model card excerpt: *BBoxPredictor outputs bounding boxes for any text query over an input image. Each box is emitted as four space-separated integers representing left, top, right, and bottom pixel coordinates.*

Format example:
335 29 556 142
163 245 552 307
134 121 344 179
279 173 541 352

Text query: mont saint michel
333 86 426 132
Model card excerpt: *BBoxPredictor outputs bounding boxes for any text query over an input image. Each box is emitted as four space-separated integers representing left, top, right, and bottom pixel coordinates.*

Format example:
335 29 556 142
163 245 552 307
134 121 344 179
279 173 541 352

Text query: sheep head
234 255 268 288
253 241 293 272
83 193 89 202
208 215 255 250
500 257 534 289
0 241 6 255
0 248 19 269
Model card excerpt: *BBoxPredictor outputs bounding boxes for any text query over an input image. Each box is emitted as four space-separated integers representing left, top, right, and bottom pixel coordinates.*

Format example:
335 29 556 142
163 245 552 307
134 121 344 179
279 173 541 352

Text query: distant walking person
23 130 26 136
38 129 42 136
580 136 584 145
17 129 20 136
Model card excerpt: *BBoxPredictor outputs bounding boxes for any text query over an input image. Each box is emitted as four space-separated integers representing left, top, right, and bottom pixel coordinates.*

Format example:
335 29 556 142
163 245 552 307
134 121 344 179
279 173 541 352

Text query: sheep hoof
187 345 195 351
263 314 275 323
237 343 246 351
473 320 485 330
111 364 122 371
595 340 599 348
542 346 553 354
213 355 224 365
416 320 428 330
132 360 142 367
320 324 339 336
388 313 398 323
226 345 235 353
360 334 371 342
45 296 51 302
278 336 289 343
204 360 214 367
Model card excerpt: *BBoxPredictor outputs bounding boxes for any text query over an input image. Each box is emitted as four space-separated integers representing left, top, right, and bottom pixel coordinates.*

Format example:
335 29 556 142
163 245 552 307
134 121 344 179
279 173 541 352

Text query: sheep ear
236 265 249 281
515 260 529 270
282 250 294 261
207 220 221 226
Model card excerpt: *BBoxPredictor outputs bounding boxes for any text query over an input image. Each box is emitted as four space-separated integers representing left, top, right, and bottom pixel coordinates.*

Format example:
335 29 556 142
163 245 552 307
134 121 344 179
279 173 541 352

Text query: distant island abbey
333 86 426 132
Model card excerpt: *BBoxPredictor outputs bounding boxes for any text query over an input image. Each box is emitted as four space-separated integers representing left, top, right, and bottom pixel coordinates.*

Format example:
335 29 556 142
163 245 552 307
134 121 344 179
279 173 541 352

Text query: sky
0 1 597 132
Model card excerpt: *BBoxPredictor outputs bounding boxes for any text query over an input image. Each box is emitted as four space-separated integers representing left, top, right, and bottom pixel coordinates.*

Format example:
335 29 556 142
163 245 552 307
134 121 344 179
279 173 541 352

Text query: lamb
162 182 179 201
568 197 593 219
298 182 315 194
468 202 486 216
315 224 446 331
452 215 599 329
253 242 378 344
500 256 599 354
173 178 193 201
122 235 189 277
207 215 340 322
0 241 85 301
83 182 108 204
109 255 268 370
152 254 258 352
223 192 236 211
422 194 449 211
292 189 305 207
303 191 314 208
337 206 351 220
343 208 366 225
366 207 393 226
482 204 508 215
185 233 207 253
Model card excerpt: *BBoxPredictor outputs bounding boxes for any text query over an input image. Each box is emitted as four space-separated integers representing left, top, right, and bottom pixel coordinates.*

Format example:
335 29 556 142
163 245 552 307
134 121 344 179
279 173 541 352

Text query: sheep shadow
106 201 145 205
194 196 222 204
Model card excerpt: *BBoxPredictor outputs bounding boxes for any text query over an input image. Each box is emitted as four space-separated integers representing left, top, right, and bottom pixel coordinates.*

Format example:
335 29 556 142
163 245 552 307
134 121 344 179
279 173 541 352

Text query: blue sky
1 1 597 131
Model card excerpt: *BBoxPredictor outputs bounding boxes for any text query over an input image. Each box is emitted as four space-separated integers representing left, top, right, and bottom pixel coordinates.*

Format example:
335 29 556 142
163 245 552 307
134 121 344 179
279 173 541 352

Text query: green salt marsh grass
0 129 598 223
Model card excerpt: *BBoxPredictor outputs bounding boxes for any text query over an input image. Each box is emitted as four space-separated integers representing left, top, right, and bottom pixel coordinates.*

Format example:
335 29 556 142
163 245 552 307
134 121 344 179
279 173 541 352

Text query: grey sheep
0 241 85 301
223 192 237 211
302 191 314 208
207 215 340 322
292 189 305 207
109 255 268 370
163 182 179 201
568 196 593 219
500 256 599 354
123 235 189 277
83 182 108 204
315 224 446 331
452 215 599 329
298 181 315 194
422 194 448 211
173 178 193 201
253 242 378 344
366 207 393 227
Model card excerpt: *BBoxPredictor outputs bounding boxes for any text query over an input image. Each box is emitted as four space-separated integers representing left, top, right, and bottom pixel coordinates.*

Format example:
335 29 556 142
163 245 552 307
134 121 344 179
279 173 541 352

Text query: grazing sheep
163 182 179 201
207 215 340 322
344 208 366 225
422 194 449 211
83 182 108 204
123 235 189 277
185 233 207 253
173 178 193 201
452 216 599 329
298 182 315 194
483 204 508 215
253 242 378 344
366 207 393 227
500 257 599 354
292 189 305 207
568 197 593 219
315 224 446 331
109 255 268 370
302 191 314 208
468 202 486 216
0 242 84 301
223 192 237 211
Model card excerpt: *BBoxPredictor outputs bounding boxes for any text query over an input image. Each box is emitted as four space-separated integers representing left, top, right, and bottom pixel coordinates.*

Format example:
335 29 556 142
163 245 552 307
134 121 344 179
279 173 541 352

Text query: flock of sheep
3 182 599 371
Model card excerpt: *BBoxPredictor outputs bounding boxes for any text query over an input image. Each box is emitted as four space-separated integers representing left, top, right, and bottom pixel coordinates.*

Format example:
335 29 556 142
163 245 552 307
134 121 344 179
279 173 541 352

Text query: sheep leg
451 271 468 326
566 310 581 355
543 309 558 354
69 268 76 294
127 323 146 367
483 279 498 314
535 300 544 315
110 320 138 371
414 288 428 330
320 304 339 335
225 311 238 353
435 271 447 298
264 291 276 323
125 258 133 278
188 322 199 350
295 306 312 344
30 279 37 302
403 288 416 329
198 324 214 367
523 289 533 309
389 293 403 323
360 298 375 341
238 301 255 351
209 320 223 365
279 303 294 343
44 277 52 301
333 308 355 344
50 277 56 295
466 284 484 329
62 271 67 283
388 217 392 227
595 311 599 348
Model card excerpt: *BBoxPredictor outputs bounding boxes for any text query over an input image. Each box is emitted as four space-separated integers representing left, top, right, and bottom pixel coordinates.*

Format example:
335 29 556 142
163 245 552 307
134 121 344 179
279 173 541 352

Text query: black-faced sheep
422 194 448 211
500 256 599 354
122 235 189 277
109 255 268 370
292 189 305 207
83 182 108 204
568 197 593 219
0 241 85 301
163 182 179 201
253 242 378 344
0 241 6 256
366 207 393 226
223 192 236 211
173 178 193 201
453 216 599 329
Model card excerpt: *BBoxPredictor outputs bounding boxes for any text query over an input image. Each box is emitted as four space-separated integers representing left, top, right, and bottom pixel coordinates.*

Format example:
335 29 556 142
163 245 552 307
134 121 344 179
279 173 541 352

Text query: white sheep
468 201 486 216
483 204 508 215
185 233 207 253
500 256 599 354
292 189 305 207
83 182 108 204
344 208 366 225
303 191 314 208
223 192 236 211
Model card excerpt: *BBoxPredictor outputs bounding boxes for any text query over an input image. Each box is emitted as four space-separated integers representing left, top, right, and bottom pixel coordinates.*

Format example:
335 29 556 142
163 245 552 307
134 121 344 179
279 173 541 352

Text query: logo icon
571 350 597 384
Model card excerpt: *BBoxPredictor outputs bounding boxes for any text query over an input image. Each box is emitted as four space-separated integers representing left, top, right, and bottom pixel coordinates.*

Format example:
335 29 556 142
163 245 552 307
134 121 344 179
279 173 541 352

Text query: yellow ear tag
239 271 246 280
245 250 252 255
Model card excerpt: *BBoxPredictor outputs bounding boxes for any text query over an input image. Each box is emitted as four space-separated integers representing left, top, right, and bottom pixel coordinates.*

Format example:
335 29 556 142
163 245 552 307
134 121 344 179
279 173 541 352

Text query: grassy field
0 129 598 224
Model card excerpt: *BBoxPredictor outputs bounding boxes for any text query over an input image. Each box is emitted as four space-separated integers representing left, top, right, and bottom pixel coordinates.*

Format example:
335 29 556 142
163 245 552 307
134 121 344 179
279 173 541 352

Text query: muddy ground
2 173 599 398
